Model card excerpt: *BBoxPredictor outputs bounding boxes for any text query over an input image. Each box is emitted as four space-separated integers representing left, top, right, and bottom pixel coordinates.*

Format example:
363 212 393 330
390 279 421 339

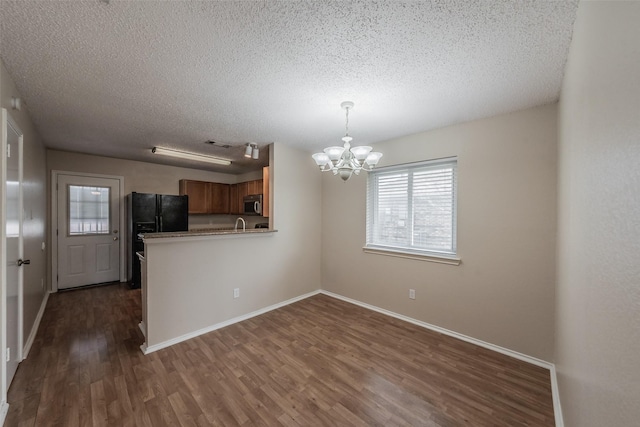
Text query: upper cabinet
262 166 269 218
179 180 210 214
230 179 262 214
179 180 230 214
180 166 270 217
209 182 230 214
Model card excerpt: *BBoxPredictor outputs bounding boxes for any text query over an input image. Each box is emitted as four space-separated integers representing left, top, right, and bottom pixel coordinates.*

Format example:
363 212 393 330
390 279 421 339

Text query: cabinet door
238 182 249 202
179 180 209 214
254 179 263 195
245 179 261 195
229 184 239 214
209 183 230 214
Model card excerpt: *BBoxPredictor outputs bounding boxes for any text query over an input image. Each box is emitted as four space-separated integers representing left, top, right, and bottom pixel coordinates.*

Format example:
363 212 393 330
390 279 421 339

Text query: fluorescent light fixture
152 147 231 166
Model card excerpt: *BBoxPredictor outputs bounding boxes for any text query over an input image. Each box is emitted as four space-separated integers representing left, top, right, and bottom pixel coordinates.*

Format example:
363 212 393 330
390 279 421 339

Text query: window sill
362 246 461 265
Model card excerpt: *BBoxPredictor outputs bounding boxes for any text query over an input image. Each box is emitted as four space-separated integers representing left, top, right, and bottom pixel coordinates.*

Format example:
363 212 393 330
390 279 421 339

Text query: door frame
1 109 24 418
51 170 126 292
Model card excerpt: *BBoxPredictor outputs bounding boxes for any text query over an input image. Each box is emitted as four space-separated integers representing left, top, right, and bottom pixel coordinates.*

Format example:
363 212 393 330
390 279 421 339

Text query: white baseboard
141 290 322 355
320 290 564 424
22 291 50 359
550 364 564 426
320 290 552 368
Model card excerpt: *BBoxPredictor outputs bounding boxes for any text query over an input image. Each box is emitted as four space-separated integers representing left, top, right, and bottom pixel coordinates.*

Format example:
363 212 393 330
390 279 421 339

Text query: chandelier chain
345 106 350 137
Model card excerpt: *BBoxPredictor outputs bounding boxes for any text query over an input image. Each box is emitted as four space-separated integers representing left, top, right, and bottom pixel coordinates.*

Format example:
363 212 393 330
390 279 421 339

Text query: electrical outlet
233 288 240 299
409 289 416 300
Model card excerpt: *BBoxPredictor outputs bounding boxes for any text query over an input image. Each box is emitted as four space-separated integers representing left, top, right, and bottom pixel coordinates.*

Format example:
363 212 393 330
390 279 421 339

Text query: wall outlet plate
409 289 416 300
233 288 240 299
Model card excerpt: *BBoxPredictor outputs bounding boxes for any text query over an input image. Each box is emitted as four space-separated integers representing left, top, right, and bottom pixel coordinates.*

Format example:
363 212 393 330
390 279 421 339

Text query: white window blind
366 158 457 257
68 185 111 235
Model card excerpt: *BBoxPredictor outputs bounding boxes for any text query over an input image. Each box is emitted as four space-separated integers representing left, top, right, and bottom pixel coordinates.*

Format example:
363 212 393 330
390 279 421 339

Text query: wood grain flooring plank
6 284 556 426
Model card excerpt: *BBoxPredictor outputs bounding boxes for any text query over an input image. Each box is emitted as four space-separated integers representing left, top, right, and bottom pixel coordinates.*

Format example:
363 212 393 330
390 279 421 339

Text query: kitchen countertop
140 228 277 240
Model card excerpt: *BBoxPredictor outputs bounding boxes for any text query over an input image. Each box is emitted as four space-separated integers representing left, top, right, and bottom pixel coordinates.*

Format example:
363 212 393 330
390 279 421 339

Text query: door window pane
68 185 110 235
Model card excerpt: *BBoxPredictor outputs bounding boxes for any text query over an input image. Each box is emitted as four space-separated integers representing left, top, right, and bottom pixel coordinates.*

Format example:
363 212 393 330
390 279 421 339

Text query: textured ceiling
0 0 578 174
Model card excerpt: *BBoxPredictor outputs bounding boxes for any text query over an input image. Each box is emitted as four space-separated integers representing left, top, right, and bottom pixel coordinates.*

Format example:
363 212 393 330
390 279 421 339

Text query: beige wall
143 142 322 347
321 104 557 361
0 61 48 358
556 2 640 425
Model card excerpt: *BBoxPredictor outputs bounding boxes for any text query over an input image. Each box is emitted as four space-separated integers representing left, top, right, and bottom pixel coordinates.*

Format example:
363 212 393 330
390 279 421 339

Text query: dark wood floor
5 284 555 426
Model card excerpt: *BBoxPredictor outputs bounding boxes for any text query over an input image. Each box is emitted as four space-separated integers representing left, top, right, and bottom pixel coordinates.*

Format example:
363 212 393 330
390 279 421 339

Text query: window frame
364 157 460 265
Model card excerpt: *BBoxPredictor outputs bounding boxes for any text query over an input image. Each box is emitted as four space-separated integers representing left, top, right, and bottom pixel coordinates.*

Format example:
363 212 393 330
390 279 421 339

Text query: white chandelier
312 101 383 181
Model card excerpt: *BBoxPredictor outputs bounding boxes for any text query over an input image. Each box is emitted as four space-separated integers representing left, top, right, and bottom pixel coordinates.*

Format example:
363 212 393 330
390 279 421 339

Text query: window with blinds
366 158 457 257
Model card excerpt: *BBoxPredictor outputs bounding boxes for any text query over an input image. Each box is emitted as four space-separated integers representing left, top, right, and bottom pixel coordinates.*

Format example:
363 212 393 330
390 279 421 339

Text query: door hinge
56 229 59 236
6 348 10 362
6 144 10 158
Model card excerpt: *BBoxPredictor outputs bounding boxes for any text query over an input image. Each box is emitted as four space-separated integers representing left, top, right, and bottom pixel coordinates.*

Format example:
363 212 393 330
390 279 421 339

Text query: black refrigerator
127 192 189 288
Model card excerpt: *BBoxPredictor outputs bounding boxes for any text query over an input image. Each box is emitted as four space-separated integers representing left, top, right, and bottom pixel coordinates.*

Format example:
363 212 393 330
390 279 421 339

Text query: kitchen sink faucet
234 217 246 232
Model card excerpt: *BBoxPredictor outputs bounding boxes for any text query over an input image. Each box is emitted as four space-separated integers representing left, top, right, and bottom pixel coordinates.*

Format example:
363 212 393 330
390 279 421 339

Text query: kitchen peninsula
138 228 278 354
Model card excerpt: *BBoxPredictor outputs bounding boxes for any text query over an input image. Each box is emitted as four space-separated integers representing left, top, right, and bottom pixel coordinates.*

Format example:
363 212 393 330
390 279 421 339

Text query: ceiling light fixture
245 143 259 160
312 101 382 182
152 146 231 166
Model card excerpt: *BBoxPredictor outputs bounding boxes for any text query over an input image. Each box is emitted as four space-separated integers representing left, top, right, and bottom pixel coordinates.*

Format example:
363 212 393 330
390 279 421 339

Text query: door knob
113 236 119 241
17 259 30 266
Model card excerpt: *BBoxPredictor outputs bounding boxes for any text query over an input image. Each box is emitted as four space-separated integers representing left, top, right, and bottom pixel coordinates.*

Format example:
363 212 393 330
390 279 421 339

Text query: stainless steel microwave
243 194 262 215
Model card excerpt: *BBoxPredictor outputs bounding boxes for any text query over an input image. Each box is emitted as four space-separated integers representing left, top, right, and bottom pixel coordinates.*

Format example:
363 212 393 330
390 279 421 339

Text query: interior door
2 110 23 393
57 174 120 289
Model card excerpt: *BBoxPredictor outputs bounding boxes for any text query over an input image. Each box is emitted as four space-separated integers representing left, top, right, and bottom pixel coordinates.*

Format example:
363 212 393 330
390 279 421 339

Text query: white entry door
2 110 24 394
56 174 121 289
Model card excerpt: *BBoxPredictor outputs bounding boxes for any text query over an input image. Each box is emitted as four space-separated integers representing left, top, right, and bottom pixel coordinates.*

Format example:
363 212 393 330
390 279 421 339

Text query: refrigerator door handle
155 215 159 231
160 215 163 231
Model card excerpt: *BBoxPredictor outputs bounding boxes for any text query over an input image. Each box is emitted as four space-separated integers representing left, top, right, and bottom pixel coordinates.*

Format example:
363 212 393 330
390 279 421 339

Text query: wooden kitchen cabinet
226 169 270 216
179 179 210 214
229 180 261 214
179 179 230 214
262 166 270 217
236 181 249 213
247 179 262 195
229 184 240 214
209 182 230 214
